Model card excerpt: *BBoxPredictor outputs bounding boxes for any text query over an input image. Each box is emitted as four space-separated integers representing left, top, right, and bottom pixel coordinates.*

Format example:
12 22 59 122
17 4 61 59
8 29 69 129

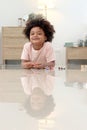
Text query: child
21 15 56 69
21 69 55 119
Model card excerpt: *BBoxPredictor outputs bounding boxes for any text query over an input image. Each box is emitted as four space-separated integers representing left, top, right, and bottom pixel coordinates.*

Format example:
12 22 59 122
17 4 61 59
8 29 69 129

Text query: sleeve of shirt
21 43 30 60
46 43 56 63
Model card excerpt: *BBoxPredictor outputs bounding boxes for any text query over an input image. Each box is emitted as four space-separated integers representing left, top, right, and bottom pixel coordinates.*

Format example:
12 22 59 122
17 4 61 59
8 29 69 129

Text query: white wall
0 0 87 66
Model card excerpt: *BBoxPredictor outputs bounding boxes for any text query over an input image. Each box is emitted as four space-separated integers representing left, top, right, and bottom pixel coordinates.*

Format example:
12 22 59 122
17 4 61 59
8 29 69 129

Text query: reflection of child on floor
21 70 55 119
21 15 56 69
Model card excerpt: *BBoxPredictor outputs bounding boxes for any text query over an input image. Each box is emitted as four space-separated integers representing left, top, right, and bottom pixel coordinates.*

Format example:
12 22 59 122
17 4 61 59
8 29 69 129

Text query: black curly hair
24 95 55 119
23 15 55 42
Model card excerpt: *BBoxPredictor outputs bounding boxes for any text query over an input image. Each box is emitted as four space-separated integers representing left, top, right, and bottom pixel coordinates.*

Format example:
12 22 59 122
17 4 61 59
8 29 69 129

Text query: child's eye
38 32 43 35
38 33 42 35
30 32 43 35
30 33 34 35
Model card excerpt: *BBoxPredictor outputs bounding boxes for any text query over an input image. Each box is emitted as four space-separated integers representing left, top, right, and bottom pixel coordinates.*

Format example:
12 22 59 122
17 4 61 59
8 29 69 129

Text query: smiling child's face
30 94 46 110
30 27 47 50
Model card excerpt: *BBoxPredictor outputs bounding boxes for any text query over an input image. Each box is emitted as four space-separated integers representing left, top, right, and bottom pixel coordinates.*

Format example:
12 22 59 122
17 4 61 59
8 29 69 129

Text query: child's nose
34 33 38 36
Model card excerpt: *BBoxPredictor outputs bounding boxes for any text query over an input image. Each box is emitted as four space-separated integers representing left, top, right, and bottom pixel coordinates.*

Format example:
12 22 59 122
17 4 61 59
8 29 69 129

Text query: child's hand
33 63 44 69
23 62 43 69
23 62 35 69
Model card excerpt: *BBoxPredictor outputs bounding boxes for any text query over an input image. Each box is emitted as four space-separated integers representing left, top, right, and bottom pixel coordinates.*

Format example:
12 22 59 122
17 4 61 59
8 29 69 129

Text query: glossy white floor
0 65 87 130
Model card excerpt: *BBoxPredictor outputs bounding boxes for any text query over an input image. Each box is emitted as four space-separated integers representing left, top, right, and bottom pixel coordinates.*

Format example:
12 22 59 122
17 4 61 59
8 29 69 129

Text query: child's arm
21 60 55 69
45 61 55 69
21 60 41 69
21 60 35 69
33 61 55 69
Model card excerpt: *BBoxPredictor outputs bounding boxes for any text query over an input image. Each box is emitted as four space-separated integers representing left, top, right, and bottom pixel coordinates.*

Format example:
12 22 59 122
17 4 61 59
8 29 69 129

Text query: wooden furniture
2 27 28 64
66 47 87 67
